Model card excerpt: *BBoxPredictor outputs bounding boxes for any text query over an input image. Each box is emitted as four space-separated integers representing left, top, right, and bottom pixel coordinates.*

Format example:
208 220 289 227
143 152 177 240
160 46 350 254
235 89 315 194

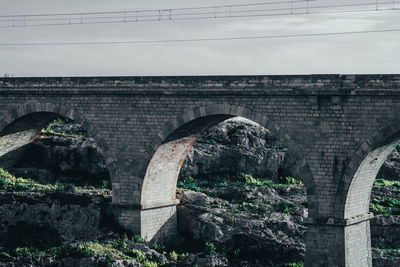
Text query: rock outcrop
182 119 290 180
0 190 112 252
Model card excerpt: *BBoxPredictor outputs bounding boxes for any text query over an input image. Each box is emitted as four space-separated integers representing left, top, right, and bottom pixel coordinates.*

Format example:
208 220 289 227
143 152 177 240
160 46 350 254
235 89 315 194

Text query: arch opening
0 111 112 189
0 110 119 256
140 105 314 265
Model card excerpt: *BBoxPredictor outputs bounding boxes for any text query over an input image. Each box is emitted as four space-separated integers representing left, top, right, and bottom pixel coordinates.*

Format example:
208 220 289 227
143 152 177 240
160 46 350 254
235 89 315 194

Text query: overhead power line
0 28 399 46
0 0 398 28
0 0 315 17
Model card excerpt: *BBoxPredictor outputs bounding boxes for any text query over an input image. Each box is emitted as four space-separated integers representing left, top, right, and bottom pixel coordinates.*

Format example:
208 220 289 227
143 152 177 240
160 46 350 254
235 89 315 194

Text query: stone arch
0 101 117 185
142 103 316 214
337 119 400 220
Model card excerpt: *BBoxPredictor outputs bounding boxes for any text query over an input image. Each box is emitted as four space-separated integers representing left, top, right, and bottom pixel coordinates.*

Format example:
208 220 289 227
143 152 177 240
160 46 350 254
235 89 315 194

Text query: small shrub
205 242 216 255
133 235 143 243
14 247 42 257
278 176 303 185
168 250 178 261
152 242 165 252
233 248 240 257
197 138 217 145
273 201 296 214
285 263 304 267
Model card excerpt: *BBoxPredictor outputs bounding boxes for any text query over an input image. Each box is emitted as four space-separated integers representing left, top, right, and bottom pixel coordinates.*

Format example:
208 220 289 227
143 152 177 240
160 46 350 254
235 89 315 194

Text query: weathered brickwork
1 74 400 266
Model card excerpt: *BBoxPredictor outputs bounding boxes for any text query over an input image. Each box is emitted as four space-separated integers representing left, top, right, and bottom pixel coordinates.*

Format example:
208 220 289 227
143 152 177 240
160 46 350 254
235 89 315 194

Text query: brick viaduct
0 74 400 266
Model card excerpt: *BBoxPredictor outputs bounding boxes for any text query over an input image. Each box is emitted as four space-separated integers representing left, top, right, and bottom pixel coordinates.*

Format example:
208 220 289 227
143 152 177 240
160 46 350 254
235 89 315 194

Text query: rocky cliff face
0 190 112 252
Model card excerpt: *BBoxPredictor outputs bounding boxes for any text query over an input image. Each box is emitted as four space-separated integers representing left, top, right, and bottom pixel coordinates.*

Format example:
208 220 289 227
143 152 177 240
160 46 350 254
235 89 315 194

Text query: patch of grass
277 176 303 186
0 252 11 259
205 242 216 255
40 117 86 137
0 167 112 195
370 198 400 215
273 201 296 214
375 246 400 255
55 242 124 259
285 263 304 267
233 248 240 258
0 168 60 192
13 247 44 257
197 138 217 145
374 178 400 188
132 235 143 243
168 250 178 262
177 176 201 192
9 236 160 266
238 173 273 187
152 242 165 252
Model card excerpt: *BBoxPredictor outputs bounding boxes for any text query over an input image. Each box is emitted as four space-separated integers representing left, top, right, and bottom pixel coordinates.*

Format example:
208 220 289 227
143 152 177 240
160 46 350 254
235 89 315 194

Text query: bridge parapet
1 74 400 94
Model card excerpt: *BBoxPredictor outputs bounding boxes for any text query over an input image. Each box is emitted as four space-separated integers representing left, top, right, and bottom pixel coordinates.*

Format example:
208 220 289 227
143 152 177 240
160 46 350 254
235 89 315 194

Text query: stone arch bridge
1 75 400 266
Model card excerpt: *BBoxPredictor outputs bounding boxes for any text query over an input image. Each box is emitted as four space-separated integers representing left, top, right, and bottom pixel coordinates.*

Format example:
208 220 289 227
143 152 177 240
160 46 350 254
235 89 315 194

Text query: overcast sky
0 0 399 77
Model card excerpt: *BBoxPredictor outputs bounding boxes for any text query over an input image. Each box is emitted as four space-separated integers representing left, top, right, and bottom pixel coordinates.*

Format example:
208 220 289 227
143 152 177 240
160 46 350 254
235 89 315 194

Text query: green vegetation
0 252 11 259
152 242 165 252
233 248 240 257
285 263 304 267
0 167 111 196
2 236 161 266
177 172 303 194
370 198 400 215
277 176 303 186
205 242 216 255
273 201 296 214
0 168 60 192
197 137 217 145
40 117 88 138
374 178 400 188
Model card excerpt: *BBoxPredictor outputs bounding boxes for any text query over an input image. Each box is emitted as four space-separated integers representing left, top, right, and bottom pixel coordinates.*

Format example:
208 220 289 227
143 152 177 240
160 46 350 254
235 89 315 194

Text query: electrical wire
0 0 398 28
0 0 316 18
0 28 399 46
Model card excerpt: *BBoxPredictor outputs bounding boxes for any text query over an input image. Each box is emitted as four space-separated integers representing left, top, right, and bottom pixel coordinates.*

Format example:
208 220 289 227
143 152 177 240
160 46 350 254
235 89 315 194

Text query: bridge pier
112 201 178 243
305 213 373 267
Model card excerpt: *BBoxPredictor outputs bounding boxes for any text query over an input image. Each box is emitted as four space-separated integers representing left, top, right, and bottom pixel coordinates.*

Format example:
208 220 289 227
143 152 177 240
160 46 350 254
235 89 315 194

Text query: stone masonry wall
1 74 400 266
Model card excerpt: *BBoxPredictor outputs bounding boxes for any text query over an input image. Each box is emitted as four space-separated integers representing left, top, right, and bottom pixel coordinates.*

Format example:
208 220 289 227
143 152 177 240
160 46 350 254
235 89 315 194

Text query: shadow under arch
0 101 117 187
139 104 316 242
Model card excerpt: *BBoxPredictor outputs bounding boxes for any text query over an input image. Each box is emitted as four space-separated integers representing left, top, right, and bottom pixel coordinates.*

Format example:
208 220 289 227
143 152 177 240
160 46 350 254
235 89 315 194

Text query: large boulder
181 119 290 180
